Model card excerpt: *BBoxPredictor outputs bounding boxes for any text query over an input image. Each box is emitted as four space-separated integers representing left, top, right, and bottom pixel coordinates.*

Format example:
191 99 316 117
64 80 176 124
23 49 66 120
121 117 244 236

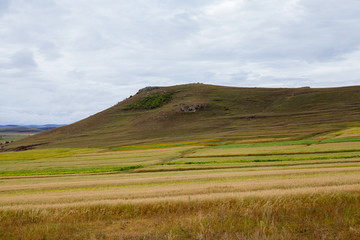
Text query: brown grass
1 168 360 209
1 192 360 239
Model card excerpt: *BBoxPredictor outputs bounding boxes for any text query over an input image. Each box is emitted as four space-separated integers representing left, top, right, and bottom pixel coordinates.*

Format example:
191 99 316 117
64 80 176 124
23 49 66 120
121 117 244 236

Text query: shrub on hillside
124 93 172 110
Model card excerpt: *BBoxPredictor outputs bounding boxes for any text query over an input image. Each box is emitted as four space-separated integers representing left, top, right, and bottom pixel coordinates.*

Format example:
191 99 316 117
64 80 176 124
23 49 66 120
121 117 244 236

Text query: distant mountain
7 83 360 150
0 124 65 133
25 124 66 131
0 125 18 128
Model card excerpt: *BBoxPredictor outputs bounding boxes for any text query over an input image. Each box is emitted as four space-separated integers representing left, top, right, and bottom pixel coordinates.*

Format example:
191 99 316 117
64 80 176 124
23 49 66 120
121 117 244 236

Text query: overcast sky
1 0 360 125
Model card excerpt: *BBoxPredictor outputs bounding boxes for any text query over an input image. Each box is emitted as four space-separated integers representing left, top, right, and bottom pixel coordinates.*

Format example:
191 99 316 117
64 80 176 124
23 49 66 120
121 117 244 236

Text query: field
0 125 55 146
1 128 360 239
0 132 34 146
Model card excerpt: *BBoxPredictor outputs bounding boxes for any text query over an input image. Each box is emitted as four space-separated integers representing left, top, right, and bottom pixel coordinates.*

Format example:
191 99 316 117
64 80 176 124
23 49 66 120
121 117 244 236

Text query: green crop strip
111 141 205 151
0 165 143 177
321 137 360 143
188 149 360 158
216 140 318 148
162 154 360 165
216 137 360 149
0 148 101 161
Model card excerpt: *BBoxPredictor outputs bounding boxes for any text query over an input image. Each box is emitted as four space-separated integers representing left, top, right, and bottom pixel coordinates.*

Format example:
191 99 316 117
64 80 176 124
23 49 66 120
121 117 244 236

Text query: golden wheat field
1 137 360 239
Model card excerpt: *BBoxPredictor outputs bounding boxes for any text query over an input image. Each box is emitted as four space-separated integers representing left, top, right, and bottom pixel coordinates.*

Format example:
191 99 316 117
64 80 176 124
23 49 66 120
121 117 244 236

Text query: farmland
2 84 360 239
1 132 360 239
0 132 31 146
0 125 62 147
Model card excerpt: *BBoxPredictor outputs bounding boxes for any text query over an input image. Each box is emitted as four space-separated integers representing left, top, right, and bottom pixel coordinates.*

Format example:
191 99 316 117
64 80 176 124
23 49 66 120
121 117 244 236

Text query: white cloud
0 0 360 124
0 0 10 17
11 49 38 69
205 0 244 16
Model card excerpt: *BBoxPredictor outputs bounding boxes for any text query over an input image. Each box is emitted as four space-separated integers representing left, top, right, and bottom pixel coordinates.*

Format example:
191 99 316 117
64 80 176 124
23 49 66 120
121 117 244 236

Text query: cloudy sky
1 0 360 125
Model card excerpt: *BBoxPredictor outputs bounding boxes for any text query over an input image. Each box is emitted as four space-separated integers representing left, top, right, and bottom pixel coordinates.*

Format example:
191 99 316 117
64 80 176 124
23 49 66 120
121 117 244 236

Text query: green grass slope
6 84 360 149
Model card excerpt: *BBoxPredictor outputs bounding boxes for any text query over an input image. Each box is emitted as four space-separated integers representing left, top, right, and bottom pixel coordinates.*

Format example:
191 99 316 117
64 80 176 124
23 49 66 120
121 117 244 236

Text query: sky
1 0 360 125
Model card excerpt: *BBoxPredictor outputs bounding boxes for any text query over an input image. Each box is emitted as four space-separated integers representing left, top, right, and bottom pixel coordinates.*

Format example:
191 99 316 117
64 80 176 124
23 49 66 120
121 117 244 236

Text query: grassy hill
7 83 360 150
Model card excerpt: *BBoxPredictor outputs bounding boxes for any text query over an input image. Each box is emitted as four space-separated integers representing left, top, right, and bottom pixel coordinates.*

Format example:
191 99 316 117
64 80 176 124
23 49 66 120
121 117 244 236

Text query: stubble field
1 133 360 239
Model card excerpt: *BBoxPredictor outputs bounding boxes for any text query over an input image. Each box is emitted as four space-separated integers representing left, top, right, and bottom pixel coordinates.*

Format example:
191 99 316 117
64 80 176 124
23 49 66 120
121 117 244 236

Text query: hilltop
6 83 360 150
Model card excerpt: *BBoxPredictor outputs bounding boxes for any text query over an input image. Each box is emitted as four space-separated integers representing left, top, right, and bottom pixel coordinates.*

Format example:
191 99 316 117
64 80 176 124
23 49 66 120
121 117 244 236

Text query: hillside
7 83 360 150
